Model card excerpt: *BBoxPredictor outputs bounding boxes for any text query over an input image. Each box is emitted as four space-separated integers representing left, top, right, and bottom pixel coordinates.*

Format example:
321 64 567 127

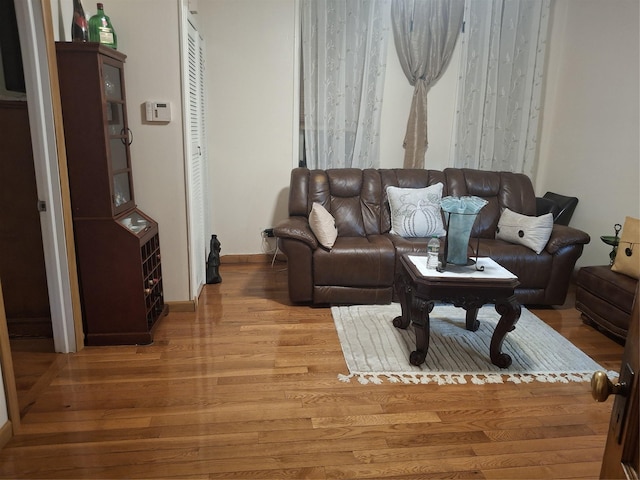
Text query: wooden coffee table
394 254 521 368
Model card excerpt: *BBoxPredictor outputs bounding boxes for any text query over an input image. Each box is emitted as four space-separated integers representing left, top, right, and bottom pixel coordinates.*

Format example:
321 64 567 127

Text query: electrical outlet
263 228 275 237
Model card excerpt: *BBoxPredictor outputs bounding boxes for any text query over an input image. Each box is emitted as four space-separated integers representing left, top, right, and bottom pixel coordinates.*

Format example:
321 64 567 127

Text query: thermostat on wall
145 101 172 122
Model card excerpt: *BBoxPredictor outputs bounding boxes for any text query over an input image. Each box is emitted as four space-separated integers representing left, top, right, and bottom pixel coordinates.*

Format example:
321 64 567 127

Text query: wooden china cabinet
55 42 167 346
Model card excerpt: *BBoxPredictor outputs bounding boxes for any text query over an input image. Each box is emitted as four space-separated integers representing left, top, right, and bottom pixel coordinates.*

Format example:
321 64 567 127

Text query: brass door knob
591 371 627 402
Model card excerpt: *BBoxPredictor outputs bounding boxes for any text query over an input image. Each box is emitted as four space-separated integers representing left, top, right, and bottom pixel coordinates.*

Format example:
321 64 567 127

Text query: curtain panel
452 0 551 177
301 0 390 169
391 0 465 169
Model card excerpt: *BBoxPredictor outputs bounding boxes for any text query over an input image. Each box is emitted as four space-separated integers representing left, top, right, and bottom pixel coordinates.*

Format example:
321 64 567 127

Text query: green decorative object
89 2 117 49
600 223 622 265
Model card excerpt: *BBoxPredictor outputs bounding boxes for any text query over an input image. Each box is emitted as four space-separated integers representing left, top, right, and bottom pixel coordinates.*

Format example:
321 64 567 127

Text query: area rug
332 303 615 385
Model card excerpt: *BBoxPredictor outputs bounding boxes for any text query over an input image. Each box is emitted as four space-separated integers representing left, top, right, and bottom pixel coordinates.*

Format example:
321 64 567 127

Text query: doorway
0 0 81 426
0 0 56 417
0 101 53 340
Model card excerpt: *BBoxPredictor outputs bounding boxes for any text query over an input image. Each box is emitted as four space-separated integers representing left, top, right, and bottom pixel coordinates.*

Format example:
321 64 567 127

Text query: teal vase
440 196 488 267
444 212 478 265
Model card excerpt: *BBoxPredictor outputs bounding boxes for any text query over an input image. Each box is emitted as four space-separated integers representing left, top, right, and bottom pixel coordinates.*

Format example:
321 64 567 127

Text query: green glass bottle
89 2 117 50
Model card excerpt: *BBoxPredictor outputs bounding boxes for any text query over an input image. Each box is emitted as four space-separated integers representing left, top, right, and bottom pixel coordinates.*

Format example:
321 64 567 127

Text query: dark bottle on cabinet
71 0 89 42
89 3 117 50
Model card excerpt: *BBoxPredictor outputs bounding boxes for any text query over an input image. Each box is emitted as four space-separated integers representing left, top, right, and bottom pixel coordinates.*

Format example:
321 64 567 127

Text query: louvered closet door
186 19 207 299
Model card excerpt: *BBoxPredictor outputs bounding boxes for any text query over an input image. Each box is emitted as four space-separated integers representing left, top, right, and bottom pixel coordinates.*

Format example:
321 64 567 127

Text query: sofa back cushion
288 168 383 237
287 167 537 240
328 168 382 236
444 168 537 239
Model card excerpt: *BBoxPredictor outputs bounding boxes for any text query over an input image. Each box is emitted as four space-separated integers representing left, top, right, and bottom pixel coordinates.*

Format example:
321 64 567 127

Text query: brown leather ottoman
576 265 637 341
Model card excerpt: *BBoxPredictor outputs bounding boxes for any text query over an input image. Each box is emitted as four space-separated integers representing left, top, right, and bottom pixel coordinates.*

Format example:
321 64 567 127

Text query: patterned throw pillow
309 202 338 249
387 183 446 238
496 208 553 254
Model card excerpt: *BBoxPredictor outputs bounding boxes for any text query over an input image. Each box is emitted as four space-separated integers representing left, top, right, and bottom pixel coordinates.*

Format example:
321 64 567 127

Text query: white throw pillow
309 202 338 249
387 183 446 238
496 208 553 254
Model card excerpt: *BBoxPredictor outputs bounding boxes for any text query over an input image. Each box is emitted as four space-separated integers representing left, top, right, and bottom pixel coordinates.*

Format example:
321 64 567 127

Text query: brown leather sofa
274 168 591 306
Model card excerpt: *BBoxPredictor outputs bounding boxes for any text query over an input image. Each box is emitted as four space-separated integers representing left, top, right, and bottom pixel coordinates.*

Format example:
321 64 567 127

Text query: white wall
536 0 640 268
198 0 298 255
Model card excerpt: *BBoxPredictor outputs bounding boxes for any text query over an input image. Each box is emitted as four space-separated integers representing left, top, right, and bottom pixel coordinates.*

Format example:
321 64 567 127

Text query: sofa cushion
475 238 552 289
322 169 382 237
386 183 446 238
314 235 395 287
444 168 502 238
496 208 553 254
612 216 640 279
309 202 338 250
443 169 538 239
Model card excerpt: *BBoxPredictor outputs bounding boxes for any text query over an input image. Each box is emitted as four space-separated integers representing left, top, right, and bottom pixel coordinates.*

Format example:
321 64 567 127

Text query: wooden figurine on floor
206 234 222 284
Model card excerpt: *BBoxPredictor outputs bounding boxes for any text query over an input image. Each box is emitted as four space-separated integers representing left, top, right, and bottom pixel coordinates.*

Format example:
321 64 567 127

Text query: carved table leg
490 296 521 368
393 273 411 329
393 272 434 365
465 307 480 332
409 297 434 366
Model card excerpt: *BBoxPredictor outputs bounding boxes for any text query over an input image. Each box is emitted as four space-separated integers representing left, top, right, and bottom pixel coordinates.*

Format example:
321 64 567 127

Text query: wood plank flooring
0 262 625 479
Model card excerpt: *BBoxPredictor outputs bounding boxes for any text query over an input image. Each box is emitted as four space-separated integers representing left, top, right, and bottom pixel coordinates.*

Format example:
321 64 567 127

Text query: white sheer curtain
452 0 551 177
391 0 464 169
301 0 390 169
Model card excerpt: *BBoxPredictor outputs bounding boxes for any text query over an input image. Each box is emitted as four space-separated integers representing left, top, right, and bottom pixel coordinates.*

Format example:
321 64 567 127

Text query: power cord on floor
261 229 287 271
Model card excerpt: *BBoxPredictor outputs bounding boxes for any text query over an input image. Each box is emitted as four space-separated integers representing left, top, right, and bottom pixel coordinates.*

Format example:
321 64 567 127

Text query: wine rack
142 234 165 327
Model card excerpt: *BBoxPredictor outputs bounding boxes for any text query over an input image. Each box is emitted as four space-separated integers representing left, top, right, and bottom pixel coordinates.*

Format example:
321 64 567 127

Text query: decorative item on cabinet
55 42 167 346
88 2 117 49
71 0 89 42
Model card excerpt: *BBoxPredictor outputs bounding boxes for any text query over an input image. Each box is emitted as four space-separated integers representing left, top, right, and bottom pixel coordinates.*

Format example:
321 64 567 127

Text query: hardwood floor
9 337 57 418
0 262 625 479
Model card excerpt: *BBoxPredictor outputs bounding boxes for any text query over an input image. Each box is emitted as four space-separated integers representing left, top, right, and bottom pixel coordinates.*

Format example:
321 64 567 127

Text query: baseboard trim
221 253 286 264
0 420 13 449
6 316 53 338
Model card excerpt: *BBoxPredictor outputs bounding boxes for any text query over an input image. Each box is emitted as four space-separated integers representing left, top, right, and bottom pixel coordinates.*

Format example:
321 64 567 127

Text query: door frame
12 0 82 354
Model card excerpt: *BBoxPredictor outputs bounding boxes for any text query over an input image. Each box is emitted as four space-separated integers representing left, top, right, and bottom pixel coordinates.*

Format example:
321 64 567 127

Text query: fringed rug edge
337 370 619 386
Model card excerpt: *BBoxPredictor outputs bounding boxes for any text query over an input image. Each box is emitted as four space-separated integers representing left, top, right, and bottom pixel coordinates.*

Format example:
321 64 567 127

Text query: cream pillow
387 183 445 238
612 216 640 279
496 208 553 254
309 202 338 249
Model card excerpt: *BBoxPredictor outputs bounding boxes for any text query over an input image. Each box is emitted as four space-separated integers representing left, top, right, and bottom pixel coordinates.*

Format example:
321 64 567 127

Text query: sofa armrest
545 224 591 254
274 216 319 250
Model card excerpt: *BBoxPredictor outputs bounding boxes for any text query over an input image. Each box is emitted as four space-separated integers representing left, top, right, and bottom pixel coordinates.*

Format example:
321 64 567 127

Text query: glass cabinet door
103 60 134 213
